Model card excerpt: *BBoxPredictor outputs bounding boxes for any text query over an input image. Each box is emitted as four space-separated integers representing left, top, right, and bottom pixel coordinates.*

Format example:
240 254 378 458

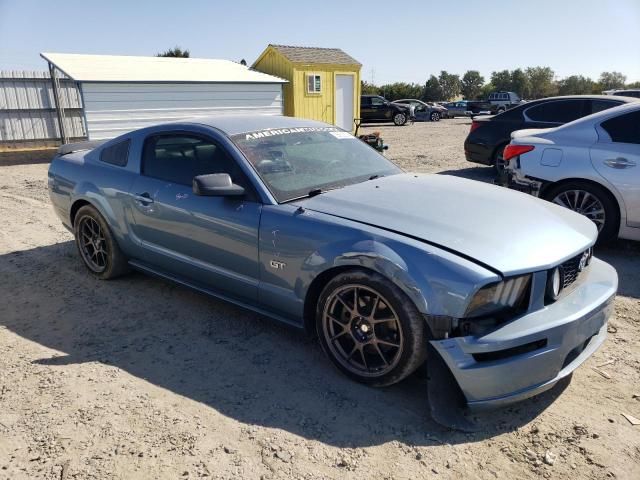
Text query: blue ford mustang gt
48 115 617 410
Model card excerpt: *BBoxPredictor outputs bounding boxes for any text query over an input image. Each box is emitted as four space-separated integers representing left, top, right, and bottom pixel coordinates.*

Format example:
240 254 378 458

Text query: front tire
543 181 619 243
430 112 441 122
316 270 427 387
393 112 407 126
74 205 129 279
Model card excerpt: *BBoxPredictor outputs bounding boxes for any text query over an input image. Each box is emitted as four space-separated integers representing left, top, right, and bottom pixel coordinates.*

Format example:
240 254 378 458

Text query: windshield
230 126 401 202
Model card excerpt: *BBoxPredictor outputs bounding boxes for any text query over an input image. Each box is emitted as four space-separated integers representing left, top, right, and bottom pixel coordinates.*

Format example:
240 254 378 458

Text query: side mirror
193 173 245 197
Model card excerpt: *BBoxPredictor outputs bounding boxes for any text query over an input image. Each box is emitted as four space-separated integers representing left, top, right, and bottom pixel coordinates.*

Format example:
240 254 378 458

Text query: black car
360 95 411 126
464 95 636 167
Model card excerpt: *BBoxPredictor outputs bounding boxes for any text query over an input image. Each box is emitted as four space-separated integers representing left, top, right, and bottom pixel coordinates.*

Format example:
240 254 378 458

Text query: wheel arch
540 177 624 234
300 243 434 336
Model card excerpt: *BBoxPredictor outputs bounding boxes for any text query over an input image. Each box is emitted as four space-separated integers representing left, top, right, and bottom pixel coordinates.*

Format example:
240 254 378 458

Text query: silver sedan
503 101 640 242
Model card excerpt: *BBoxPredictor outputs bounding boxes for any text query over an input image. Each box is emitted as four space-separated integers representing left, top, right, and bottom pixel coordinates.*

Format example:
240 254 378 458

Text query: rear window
590 100 623 114
525 100 586 123
100 139 130 167
601 111 640 144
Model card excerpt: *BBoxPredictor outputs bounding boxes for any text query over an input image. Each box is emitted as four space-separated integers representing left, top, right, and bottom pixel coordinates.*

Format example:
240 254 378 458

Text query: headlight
465 274 532 318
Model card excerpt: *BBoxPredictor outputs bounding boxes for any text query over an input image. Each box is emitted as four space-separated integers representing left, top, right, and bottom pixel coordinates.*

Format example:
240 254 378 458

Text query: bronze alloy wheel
78 215 109 273
322 284 404 377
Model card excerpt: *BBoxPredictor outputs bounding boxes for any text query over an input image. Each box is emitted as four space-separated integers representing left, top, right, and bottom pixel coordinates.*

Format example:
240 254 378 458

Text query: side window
361 96 371 106
371 97 385 106
142 134 247 187
601 111 640 145
590 100 621 114
100 139 130 167
307 74 321 93
525 100 586 123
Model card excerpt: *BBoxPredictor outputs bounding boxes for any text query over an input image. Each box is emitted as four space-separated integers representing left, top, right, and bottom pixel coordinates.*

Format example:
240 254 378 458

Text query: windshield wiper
308 188 324 197
368 174 383 180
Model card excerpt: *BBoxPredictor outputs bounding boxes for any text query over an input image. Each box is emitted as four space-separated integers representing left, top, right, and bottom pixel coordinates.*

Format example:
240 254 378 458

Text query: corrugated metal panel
81 82 283 140
0 70 85 141
41 53 288 84
0 110 85 141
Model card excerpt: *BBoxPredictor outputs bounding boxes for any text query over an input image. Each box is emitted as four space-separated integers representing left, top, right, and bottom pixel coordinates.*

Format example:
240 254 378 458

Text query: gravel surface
1 119 639 479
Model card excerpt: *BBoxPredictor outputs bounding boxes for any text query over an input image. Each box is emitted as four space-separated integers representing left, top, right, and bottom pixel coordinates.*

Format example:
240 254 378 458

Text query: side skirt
128 260 304 331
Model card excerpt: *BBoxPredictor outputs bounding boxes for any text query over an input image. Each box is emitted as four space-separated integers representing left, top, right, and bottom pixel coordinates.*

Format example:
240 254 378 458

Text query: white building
41 53 287 141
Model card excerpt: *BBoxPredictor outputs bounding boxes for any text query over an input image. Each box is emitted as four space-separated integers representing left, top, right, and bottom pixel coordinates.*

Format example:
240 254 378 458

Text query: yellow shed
252 44 361 132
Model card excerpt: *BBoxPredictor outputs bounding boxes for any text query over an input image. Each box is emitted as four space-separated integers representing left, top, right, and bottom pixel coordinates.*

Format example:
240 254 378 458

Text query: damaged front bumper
430 258 617 410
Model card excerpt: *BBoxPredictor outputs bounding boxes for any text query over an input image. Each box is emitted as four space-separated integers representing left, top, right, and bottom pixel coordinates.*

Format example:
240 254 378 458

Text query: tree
627 81 640 89
156 46 190 58
525 66 556 98
557 75 594 95
422 75 443 101
599 71 627 90
480 83 495 100
438 71 461 101
461 70 484 100
379 82 424 101
510 69 530 98
490 70 512 91
361 80 379 95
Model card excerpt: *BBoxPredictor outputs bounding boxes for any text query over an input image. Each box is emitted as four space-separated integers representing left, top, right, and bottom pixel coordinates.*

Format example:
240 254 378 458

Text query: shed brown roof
269 44 361 66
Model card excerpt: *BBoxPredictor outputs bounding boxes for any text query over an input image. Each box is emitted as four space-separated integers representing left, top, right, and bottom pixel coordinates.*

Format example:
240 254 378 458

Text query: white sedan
503 102 640 242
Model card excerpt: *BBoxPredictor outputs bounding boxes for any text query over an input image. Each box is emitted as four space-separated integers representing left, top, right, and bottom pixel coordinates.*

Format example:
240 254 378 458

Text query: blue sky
1 0 639 83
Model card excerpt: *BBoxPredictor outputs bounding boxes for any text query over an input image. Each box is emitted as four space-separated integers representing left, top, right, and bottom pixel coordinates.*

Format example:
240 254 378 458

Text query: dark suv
360 95 411 126
464 95 635 168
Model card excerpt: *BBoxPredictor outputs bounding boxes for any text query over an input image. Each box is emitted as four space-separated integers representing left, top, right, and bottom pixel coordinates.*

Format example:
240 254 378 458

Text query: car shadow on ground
1 241 577 449
597 239 640 299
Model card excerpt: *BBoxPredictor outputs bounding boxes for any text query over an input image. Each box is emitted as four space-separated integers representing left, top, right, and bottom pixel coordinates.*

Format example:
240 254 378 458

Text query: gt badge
270 260 286 270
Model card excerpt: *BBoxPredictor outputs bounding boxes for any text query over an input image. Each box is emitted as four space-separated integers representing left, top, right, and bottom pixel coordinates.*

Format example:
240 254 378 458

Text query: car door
591 110 640 227
127 131 261 303
360 96 374 120
370 96 391 120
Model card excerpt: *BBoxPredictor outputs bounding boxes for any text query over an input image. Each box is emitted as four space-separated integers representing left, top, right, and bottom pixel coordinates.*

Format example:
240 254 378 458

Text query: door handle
604 157 636 169
133 192 154 204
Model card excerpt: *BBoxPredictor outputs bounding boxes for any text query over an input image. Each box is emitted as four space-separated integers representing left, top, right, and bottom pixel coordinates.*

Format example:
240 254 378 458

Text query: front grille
560 249 591 289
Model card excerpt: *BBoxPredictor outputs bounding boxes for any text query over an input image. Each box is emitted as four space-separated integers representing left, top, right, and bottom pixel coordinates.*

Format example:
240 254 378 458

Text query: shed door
335 75 354 131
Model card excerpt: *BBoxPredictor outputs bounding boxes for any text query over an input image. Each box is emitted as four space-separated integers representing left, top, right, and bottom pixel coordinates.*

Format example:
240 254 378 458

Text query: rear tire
543 181 619 243
493 143 508 172
316 269 427 387
74 205 129 279
393 112 408 126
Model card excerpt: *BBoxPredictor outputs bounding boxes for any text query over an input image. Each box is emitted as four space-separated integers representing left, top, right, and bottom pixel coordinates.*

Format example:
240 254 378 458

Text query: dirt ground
1 118 639 480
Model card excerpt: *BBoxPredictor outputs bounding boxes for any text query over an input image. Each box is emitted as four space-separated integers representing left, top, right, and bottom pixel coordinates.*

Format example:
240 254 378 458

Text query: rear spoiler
57 140 106 156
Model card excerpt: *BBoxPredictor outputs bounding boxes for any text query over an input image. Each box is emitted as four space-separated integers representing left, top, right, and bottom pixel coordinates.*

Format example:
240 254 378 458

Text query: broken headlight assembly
464 274 532 319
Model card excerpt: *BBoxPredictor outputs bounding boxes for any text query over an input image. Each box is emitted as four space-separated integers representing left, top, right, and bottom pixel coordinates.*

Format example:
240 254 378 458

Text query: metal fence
0 70 86 144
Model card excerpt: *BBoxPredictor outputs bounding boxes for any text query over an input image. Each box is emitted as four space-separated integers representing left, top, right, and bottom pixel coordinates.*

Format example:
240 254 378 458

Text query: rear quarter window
601 111 640 144
100 139 130 167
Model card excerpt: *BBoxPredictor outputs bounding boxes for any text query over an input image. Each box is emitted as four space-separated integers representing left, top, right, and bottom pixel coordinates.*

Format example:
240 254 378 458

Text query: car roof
529 94 637 103
185 115 334 136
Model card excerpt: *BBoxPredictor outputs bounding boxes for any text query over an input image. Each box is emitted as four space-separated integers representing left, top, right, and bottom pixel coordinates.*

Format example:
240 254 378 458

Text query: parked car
465 95 636 168
360 95 411 125
445 100 495 118
392 99 447 121
603 89 640 98
488 91 524 112
48 115 617 411
502 102 640 242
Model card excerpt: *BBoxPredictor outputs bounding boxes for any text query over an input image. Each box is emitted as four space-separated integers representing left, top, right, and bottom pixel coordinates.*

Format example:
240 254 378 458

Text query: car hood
297 173 596 276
